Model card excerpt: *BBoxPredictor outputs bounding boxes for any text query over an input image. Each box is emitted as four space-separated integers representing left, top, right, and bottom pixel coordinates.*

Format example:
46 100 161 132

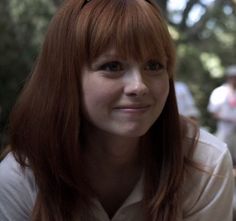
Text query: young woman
0 0 234 220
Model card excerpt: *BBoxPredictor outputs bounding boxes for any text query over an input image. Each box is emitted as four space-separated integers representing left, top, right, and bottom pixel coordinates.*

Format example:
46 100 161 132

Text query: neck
87 133 141 167
83 131 143 219
82 122 145 172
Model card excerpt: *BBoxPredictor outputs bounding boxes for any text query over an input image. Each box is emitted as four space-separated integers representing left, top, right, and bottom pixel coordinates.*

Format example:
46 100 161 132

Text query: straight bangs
77 0 176 77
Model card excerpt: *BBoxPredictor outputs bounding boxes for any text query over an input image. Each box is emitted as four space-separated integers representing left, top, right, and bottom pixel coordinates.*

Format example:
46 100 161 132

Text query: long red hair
9 0 198 220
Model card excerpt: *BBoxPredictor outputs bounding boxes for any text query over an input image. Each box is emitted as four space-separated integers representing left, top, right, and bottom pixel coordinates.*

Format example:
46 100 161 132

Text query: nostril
124 83 149 97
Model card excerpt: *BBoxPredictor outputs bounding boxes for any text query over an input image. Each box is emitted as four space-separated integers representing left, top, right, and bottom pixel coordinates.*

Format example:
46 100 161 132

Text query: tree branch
181 0 226 42
180 0 199 30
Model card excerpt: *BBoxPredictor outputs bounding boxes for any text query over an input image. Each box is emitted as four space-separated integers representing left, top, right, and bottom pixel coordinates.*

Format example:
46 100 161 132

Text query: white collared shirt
0 130 234 221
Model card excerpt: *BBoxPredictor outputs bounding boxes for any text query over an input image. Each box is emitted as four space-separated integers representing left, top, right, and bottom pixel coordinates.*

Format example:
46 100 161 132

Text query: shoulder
208 84 230 110
183 129 234 220
193 129 230 166
0 153 37 220
0 152 35 188
210 84 229 96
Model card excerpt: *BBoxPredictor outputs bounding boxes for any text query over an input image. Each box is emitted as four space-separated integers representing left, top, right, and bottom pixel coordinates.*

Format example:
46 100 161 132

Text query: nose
124 68 149 97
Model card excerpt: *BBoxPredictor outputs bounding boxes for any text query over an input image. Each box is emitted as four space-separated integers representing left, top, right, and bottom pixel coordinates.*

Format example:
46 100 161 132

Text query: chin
112 126 151 138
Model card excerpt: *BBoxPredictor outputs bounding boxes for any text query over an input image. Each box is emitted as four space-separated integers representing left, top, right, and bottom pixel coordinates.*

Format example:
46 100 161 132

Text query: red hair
9 0 198 220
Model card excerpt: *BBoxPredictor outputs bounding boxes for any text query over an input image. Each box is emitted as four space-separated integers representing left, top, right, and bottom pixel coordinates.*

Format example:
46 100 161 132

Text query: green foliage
174 3 236 132
0 0 55 147
175 44 223 131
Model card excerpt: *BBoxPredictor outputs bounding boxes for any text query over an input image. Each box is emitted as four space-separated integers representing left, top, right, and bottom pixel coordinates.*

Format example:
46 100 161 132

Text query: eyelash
145 60 163 72
99 61 123 72
96 60 164 74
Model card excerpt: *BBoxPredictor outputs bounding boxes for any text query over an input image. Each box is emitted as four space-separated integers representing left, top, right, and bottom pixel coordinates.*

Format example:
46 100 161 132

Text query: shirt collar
121 173 144 208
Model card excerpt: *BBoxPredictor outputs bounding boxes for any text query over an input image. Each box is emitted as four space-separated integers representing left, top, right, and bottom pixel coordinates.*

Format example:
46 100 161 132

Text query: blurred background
0 0 236 151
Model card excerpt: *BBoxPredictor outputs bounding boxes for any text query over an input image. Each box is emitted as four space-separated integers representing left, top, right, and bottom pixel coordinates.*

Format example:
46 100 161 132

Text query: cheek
81 78 119 115
153 78 169 103
82 89 110 109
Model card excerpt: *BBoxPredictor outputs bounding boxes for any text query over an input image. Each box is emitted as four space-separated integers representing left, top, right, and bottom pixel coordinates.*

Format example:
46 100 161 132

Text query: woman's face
80 48 169 138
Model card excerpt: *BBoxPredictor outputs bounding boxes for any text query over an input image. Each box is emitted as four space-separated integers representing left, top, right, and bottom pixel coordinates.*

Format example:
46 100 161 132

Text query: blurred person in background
208 65 236 166
175 81 200 122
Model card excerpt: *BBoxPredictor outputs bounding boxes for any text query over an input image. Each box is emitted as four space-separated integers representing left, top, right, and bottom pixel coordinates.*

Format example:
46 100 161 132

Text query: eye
99 61 123 72
145 60 164 72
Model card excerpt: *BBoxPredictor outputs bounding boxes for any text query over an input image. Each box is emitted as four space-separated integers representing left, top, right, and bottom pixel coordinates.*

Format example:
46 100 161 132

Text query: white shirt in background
175 81 200 119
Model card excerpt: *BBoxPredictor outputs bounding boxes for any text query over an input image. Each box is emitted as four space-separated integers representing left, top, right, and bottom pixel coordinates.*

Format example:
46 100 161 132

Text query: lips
114 104 151 113
115 105 150 109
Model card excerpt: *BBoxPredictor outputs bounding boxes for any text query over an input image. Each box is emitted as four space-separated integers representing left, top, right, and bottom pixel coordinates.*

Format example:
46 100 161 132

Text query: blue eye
145 60 163 71
100 61 123 72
